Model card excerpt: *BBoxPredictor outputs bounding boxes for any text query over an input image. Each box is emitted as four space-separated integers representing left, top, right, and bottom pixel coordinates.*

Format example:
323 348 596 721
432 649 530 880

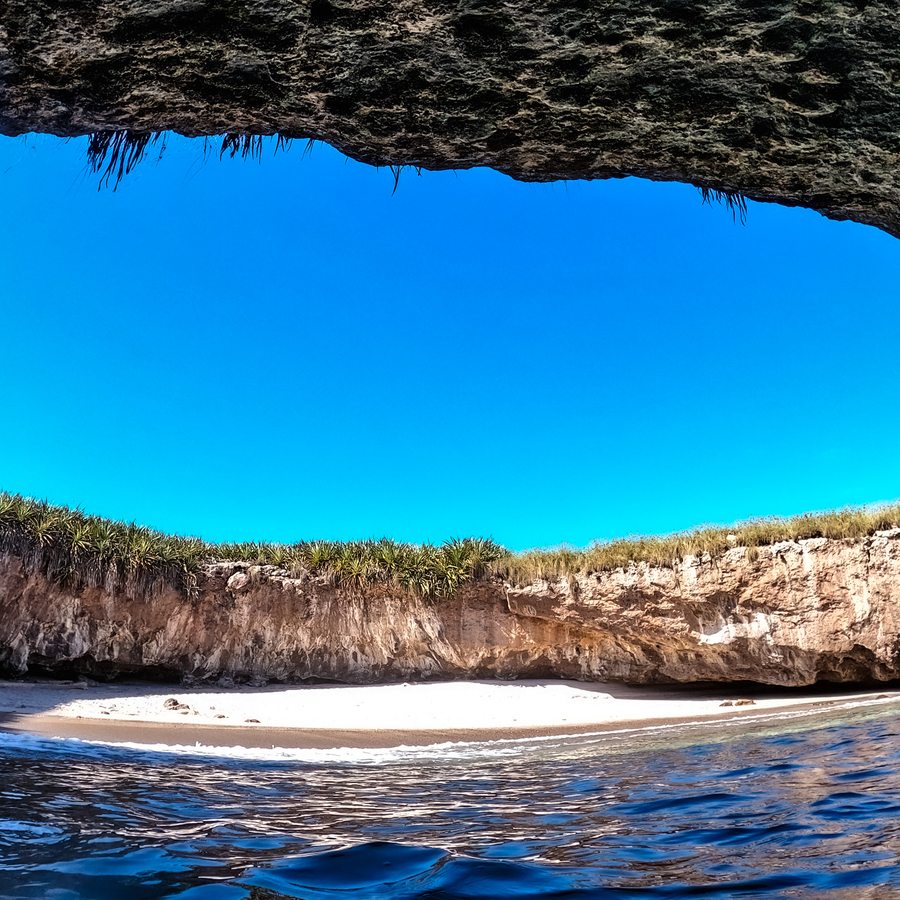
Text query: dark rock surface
1 1 898 234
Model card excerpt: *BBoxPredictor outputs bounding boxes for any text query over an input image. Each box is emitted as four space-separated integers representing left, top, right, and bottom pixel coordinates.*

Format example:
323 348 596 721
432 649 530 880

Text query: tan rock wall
1 531 899 686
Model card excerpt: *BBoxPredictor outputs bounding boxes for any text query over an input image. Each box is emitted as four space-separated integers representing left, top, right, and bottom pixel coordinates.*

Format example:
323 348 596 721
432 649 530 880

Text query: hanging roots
86 130 165 189
386 163 423 195
220 133 265 161
699 187 749 224
89 134 736 211
85 131 425 194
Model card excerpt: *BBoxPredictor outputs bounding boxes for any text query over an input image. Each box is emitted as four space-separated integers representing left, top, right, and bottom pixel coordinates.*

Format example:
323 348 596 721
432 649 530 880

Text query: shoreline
1 678 896 750
3 696 893 750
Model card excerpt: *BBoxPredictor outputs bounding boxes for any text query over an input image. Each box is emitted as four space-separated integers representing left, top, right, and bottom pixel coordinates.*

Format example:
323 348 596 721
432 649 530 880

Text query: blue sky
0 134 898 550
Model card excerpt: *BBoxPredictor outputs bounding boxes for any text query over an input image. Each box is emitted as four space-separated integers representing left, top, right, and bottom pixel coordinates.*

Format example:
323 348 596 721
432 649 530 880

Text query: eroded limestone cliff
1 1 898 235
2 530 899 686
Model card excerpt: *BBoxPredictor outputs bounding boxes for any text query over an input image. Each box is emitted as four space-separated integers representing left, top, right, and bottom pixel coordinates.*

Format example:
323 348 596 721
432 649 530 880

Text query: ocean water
2 697 899 899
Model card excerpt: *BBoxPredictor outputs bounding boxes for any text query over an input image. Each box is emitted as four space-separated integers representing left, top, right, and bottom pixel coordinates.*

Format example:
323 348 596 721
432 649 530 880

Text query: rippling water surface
2 700 900 898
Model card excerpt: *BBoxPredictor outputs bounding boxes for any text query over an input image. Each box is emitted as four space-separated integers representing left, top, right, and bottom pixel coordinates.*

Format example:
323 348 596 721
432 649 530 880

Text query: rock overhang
0 0 898 234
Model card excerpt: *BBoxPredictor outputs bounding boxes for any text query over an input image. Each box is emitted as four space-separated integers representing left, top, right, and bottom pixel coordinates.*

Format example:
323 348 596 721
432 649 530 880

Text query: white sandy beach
1 678 896 748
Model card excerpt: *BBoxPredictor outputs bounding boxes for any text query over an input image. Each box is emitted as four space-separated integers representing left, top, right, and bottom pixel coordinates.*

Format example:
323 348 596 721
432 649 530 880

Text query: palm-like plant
3 491 900 600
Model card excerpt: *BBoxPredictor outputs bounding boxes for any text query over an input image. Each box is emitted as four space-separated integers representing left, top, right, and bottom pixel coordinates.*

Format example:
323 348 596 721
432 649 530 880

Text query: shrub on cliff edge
1 491 899 599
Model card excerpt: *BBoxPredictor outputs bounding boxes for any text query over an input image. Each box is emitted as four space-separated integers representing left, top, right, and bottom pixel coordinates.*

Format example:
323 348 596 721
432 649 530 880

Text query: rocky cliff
1 1 899 235
2 530 899 686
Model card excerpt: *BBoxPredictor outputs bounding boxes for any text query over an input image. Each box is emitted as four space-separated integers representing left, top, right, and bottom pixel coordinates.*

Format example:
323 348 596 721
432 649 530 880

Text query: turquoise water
2 699 899 898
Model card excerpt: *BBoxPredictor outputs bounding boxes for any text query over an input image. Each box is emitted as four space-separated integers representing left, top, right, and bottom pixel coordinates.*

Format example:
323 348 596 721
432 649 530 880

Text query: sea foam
0 694 896 768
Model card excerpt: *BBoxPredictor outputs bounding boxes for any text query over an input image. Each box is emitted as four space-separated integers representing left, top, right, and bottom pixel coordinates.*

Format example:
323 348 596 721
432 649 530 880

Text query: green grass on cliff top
1 492 899 599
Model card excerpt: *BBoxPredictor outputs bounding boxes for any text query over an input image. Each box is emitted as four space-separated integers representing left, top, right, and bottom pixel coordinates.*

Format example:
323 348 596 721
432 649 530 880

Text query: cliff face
1 1 899 236
2 530 900 687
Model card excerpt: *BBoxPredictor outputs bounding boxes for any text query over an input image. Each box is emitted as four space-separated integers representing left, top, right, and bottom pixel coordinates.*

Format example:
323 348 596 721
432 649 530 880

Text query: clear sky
0 133 898 550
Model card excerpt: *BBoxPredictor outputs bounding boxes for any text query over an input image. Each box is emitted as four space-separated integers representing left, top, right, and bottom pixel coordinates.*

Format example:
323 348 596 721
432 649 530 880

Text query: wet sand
4 698 893 749
1 678 895 749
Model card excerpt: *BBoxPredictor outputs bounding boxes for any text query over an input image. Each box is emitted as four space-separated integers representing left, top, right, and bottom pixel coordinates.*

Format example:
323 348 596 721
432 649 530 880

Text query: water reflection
1 702 899 898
